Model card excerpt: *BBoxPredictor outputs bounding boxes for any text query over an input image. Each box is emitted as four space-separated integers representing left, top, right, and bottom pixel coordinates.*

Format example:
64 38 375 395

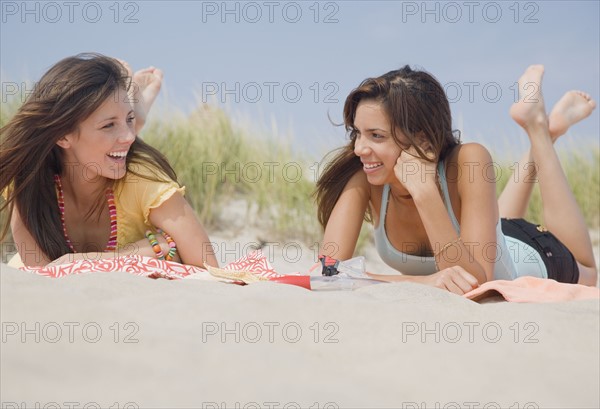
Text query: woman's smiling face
58 89 136 181
353 100 408 185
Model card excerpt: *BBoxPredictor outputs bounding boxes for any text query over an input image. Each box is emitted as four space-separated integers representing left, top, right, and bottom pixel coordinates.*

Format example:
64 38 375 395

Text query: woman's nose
120 125 136 143
354 136 370 156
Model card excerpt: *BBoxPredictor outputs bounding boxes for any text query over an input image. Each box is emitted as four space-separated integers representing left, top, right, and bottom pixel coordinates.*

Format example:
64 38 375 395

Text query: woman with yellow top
0 53 217 269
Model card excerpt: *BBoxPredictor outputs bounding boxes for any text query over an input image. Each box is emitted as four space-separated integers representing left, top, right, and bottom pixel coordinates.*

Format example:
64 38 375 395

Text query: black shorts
500 218 579 284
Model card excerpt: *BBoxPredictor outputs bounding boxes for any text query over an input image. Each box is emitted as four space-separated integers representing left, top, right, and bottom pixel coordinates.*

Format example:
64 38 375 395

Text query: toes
573 91 596 107
523 64 545 77
134 67 155 75
528 64 545 72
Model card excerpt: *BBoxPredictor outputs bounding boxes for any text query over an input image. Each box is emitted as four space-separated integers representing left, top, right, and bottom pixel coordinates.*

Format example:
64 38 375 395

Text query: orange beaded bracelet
157 228 177 261
145 230 165 260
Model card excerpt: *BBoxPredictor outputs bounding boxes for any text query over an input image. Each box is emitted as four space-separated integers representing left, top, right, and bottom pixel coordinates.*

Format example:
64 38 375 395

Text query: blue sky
2 0 599 159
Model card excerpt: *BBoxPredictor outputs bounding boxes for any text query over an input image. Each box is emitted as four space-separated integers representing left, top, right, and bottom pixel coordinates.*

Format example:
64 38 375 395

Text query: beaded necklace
54 174 118 252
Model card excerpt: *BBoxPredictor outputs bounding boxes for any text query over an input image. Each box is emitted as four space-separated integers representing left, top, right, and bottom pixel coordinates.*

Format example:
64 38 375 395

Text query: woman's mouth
107 150 128 163
363 162 383 174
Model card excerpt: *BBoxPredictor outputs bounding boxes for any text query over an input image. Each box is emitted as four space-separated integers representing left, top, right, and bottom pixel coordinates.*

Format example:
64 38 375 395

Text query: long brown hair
315 65 460 229
0 53 177 261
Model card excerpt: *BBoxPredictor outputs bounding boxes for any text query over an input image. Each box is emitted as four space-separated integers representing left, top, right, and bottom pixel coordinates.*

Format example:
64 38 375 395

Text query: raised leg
499 89 597 218
497 149 535 219
502 65 597 285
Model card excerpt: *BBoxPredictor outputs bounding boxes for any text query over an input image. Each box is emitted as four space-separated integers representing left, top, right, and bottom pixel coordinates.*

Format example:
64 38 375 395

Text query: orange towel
464 276 600 303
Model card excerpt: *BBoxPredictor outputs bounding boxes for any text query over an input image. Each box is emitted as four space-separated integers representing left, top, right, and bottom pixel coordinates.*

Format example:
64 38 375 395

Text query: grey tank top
373 160 547 280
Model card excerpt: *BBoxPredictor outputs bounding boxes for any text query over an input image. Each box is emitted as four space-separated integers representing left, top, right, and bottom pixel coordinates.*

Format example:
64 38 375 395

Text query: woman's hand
367 267 479 295
393 146 438 196
422 266 479 295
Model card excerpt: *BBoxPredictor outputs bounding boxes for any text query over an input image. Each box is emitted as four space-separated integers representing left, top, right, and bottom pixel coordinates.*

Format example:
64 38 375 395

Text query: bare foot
509 65 548 131
130 67 163 131
116 59 163 132
548 91 596 140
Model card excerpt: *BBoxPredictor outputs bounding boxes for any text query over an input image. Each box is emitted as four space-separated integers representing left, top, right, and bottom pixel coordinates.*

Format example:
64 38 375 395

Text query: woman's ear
55 133 74 149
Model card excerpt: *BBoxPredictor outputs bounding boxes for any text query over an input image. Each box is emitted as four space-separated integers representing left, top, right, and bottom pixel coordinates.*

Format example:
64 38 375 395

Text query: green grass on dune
141 105 320 243
1 99 598 263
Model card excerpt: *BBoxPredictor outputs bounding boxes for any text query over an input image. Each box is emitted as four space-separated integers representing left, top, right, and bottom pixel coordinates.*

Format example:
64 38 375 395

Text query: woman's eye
127 116 135 123
102 123 114 129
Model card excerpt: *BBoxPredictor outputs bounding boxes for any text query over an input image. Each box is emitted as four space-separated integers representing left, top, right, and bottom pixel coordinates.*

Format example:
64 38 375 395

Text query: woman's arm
11 201 183 267
148 192 218 268
451 143 498 282
45 234 180 267
400 143 496 284
320 171 371 260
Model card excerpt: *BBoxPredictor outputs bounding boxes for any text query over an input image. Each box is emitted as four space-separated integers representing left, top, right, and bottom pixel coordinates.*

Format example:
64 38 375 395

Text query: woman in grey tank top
315 65 597 294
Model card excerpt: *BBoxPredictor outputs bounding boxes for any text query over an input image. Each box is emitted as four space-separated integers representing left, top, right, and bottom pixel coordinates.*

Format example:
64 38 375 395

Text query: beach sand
2 238 599 408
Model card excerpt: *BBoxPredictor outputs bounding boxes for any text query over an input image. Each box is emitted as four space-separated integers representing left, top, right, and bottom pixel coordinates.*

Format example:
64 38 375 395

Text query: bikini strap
437 161 461 233
376 184 391 231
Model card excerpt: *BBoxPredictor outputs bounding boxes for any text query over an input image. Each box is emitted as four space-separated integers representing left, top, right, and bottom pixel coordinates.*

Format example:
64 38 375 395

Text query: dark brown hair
0 53 177 261
315 65 460 228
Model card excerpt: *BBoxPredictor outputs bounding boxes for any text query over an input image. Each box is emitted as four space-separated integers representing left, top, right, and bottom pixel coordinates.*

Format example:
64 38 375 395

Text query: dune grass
1 98 598 264
141 105 320 243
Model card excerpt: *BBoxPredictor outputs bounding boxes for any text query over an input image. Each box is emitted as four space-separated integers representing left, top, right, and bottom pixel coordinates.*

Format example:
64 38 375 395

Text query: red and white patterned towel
20 250 281 281
221 249 281 279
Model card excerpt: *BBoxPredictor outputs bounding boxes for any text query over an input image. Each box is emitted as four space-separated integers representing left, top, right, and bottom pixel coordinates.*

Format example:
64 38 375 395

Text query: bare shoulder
344 168 371 198
447 143 494 180
452 142 493 165
447 143 496 198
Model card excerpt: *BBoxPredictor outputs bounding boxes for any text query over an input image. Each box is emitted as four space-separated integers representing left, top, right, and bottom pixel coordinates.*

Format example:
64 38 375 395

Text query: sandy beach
2 229 599 409
2 1 599 407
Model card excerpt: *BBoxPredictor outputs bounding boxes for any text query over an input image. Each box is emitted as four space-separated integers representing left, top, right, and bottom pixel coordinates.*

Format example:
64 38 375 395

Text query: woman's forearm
366 272 422 283
46 237 180 266
412 185 488 283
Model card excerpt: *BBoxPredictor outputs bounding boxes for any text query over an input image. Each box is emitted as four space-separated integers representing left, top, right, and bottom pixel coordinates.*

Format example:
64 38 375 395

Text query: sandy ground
1 227 599 408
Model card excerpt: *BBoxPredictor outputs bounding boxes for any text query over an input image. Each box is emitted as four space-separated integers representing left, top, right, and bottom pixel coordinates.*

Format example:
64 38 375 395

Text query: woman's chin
365 175 387 186
364 169 391 185
105 165 127 180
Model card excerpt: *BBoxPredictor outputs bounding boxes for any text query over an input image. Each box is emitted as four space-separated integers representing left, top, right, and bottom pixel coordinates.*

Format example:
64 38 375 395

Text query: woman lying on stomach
315 65 597 294
1 53 217 268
